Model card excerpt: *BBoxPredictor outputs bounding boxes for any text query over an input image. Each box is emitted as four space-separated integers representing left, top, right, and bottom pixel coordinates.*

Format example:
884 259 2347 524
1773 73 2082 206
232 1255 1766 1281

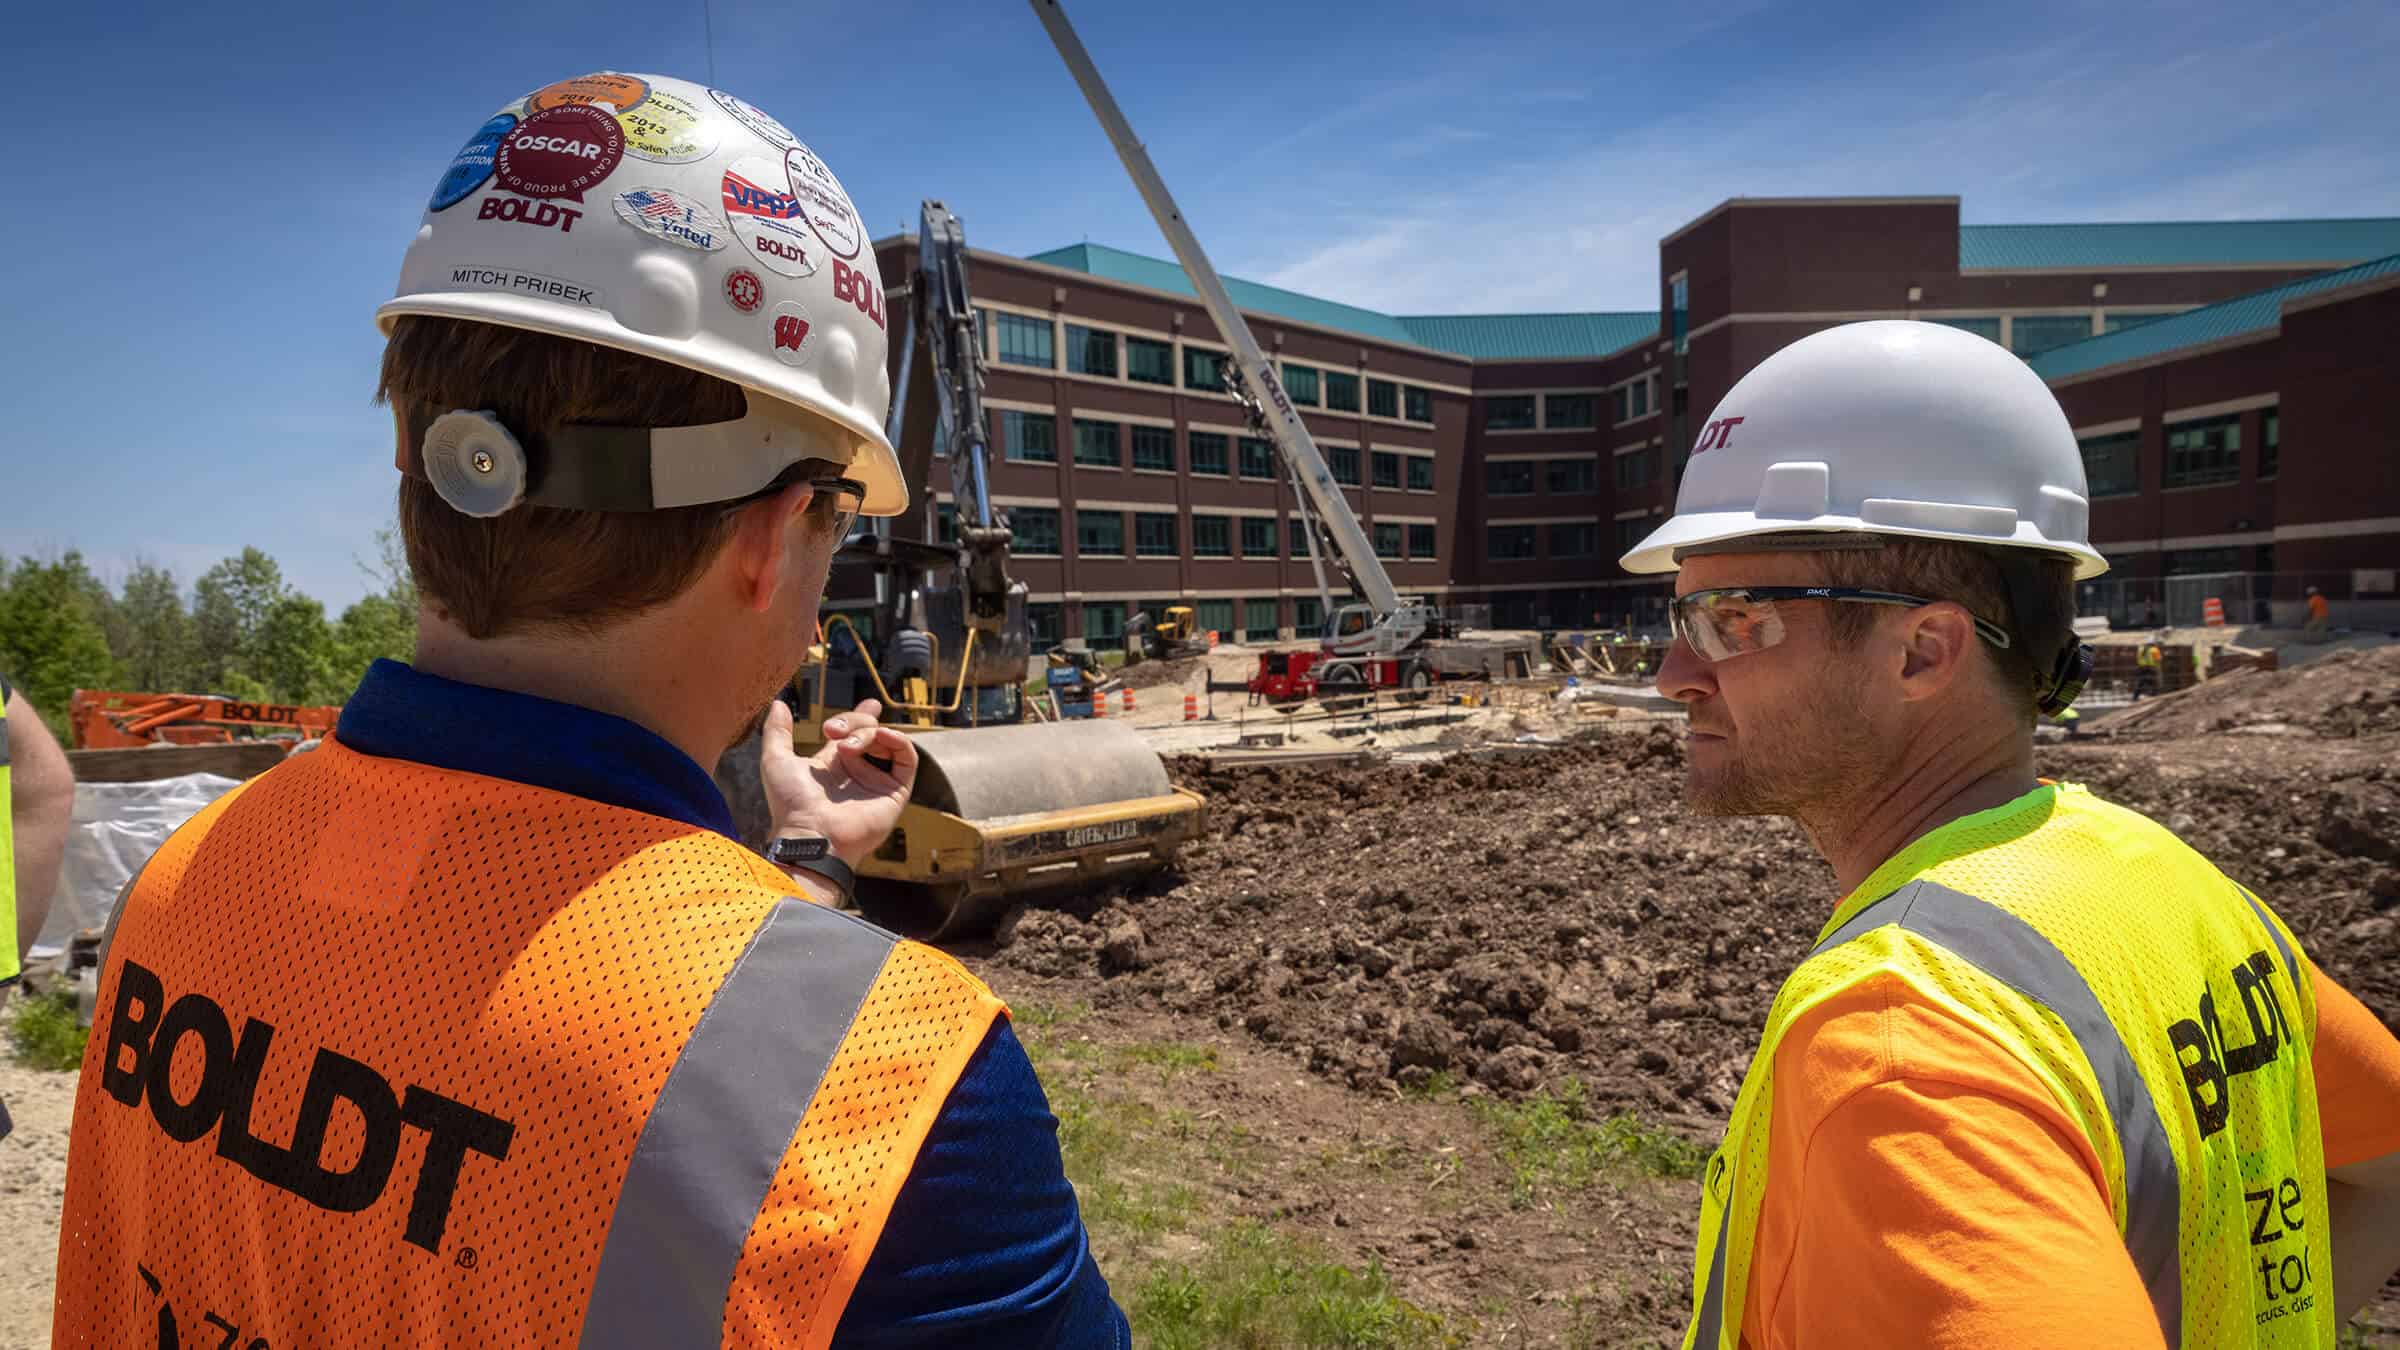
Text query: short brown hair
379 316 752 638
1816 535 2075 713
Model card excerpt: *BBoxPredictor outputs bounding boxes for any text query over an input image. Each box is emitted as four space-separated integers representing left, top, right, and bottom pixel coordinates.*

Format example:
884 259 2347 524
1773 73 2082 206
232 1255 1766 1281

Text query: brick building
870 201 2400 645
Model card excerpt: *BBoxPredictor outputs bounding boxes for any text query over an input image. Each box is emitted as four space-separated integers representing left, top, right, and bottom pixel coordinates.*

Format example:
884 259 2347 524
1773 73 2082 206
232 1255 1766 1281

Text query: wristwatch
766 835 855 904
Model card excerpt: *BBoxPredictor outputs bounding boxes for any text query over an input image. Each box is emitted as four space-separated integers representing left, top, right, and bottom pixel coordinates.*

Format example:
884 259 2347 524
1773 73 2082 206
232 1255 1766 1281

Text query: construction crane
1029 0 1537 707
741 199 1204 942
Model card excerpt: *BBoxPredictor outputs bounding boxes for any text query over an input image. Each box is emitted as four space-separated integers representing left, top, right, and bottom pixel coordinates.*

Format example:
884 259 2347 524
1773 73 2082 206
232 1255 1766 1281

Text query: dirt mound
1114 654 1210 690
2105 644 2400 740
985 726 2400 1123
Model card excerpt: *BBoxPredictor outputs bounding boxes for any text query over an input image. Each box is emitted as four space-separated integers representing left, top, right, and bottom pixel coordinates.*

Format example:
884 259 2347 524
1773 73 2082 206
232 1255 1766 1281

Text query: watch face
770 836 831 864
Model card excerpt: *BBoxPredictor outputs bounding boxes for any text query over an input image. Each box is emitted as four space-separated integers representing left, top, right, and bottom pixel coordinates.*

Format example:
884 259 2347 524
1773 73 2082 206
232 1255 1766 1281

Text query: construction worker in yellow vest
1623 321 2400 1348
2136 634 2166 700
55 74 1125 1346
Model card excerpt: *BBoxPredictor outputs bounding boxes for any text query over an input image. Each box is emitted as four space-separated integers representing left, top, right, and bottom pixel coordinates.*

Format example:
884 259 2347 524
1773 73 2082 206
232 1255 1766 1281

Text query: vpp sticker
617 86 713 163
496 104 623 201
707 87 797 149
769 302 814 366
430 113 516 212
783 143 860 260
722 157 818 277
527 73 649 114
612 188 727 252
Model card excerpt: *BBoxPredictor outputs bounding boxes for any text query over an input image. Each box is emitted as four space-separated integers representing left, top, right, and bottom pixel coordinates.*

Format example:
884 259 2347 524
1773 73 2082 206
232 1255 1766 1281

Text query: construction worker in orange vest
2134 633 2165 699
1629 322 2400 1347
54 74 1124 1348
2306 585 2332 640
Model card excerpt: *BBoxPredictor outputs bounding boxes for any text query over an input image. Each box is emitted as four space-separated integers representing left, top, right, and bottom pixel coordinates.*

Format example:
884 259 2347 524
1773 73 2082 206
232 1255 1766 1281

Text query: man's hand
759 697 918 867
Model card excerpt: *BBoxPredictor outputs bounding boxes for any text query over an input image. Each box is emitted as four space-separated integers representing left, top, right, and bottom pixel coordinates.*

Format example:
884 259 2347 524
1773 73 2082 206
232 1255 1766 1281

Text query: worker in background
1628 321 2400 1348
1 676 75 1141
2306 584 2332 640
55 74 1123 1347
2134 632 2165 699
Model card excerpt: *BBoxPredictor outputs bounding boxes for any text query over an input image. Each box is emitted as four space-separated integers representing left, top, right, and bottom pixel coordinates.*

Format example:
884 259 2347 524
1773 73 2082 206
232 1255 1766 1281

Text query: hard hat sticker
769 301 814 367
617 86 714 163
430 113 517 213
612 188 728 252
442 264 601 308
722 158 819 278
527 73 650 115
783 144 861 260
707 87 797 150
495 104 625 202
723 268 764 314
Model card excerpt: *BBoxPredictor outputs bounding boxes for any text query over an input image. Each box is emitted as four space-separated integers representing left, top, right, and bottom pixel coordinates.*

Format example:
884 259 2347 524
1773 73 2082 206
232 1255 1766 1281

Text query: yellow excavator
722 201 1202 942
1125 605 1211 663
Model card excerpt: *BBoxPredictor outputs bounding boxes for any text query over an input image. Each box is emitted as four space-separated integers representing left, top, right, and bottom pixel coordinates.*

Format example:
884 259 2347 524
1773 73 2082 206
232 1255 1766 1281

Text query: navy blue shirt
338 661 1125 1347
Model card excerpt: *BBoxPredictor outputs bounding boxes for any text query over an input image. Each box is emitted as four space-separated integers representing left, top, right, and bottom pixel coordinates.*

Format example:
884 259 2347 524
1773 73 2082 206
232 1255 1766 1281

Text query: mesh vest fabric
53 738 1002 1349
1684 783 2329 1348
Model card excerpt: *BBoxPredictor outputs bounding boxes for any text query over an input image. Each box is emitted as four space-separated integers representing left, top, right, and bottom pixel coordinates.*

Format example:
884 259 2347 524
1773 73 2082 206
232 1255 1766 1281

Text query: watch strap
779 851 856 904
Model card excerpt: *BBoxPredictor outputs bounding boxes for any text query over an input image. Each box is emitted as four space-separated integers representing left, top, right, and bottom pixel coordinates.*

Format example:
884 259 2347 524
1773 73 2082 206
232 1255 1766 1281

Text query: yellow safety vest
1 688 18 989
1686 783 2328 1348
2141 644 2165 669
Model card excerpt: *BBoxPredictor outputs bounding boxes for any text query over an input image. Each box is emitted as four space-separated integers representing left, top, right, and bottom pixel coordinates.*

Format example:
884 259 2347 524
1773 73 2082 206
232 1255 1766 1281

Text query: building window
1184 347 1229 392
2009 314 2094 358
934 501 957 545
1324 370 1360 412
2162 547 2242 576
2164 414 2241 489
1486 461 1536 495
1002 410 1056 463
1404 386 1434 423
1294 595 1323 635
1131 424 1174 472
1367 379 1398 419
1372 451 1402 489
1194 599 1234 636
1288 517 1315 557
1670 275 1688 355
995 313 1053 369
1373 522 1402 559
1011 505 1060 555
1188 431 1230 477
1931 316 2002 343
1329 443 1361 486
1614 517 1649 555
2078 431 2140 498
1244 598 1281 642
1192 514 1232 557
1073 418 1121 468
1238 436 1278 480
1282 364 1319 406
1407 523 1436 559
1240 516 1276 557
1065 324 1117 377
1026 602 1063 651
1082 602 1126 643
1484 395 1537 430
1545 394 1597 429
1615 448 1660 490
1548 458 1597 494
1126 336 1173 386
1486 524 1538 560
1548 522 1598 558
1631 376 1650 419
1134 512 1178 557
1406 456 1435 492
2261 409 2279 480
1076 509 1124 556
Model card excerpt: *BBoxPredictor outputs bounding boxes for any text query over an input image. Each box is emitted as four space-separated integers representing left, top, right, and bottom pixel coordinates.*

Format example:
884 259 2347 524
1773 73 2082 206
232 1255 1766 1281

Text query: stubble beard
1684 676 1885 824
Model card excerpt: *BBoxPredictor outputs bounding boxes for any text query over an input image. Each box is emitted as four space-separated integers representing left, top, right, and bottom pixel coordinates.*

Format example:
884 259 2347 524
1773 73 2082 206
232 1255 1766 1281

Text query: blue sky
5 0 2395 609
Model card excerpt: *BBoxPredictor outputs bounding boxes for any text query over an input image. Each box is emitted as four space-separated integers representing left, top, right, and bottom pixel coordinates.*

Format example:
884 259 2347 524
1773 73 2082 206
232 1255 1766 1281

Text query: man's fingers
835 726 918 793
760 699 798 766
823 699 884 742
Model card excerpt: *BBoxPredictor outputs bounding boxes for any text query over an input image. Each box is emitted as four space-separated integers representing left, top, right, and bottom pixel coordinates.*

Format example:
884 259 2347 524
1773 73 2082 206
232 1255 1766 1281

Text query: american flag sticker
610 187 727 253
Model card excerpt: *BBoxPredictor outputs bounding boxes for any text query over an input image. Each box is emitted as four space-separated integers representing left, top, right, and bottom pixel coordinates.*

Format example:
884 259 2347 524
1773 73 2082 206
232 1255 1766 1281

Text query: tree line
0 535 416 741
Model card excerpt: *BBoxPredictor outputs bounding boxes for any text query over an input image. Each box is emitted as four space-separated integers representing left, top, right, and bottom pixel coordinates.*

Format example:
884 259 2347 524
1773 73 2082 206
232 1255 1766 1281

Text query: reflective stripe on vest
1692 879 2184 1346
580 898 896 1348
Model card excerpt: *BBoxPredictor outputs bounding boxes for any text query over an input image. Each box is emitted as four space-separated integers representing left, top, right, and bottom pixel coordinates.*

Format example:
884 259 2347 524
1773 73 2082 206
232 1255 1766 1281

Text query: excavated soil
2102 643 2400 741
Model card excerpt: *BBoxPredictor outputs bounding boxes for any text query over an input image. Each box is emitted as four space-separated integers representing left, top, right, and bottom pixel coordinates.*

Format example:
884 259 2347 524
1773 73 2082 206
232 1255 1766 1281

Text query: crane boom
1028 0 1405 621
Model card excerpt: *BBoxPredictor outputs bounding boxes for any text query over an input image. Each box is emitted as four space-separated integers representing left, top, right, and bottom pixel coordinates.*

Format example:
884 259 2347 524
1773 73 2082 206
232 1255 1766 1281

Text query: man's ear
1895 601 1978 702
727 482 817 614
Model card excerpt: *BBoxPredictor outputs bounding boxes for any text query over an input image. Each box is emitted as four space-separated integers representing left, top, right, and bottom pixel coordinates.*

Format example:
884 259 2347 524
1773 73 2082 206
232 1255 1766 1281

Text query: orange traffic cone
2202 597 2225 627
1122 688 1136 717
1183 692 1198 721
1091 687 1106 717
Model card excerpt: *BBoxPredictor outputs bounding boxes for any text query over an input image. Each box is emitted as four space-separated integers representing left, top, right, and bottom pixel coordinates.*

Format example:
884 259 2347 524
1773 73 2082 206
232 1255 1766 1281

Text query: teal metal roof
1395 312 1658 360
1961 218 2400 270
2027 252 2400 382
1026 242 1418 345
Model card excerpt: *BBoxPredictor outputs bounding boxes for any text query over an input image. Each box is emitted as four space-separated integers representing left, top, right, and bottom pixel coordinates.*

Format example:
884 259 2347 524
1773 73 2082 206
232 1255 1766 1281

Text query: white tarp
31 773 243 959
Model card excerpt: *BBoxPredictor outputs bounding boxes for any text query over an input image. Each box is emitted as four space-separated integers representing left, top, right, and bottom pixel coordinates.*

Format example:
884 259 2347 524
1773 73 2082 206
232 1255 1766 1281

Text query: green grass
1133 1222 1452 1350
9 986 87 1073
1468 1080 1707 1209
1122 1041 1219 1074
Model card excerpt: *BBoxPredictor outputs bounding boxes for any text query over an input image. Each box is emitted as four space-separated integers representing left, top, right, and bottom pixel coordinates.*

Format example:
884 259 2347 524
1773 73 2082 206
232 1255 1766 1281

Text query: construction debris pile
990 702 2400 1123
2103 643 2400 740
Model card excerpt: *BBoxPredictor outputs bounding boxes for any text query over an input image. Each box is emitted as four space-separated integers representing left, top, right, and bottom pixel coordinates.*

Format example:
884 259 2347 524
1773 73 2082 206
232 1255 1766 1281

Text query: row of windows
996 411 1436 488
1481 453 1660 496
1026 596 1328 650
1481 381 1654 432
1931 310 2193 359
1484 521 1622 561
2074 409 2276 496
978 308 1439 423
992 505 1437 561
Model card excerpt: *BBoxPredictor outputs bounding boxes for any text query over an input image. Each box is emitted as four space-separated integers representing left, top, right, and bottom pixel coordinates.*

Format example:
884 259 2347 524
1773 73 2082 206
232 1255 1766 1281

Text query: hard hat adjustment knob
423 410 529 518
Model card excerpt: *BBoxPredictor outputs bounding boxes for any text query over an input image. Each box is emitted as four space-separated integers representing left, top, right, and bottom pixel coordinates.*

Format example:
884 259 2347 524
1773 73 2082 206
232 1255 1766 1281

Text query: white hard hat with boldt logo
1619 320 2107 580
378 72 905 519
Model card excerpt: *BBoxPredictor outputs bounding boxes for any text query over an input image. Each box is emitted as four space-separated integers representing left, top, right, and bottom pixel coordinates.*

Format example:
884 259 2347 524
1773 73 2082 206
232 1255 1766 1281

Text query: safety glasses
1669 586 2014 662
720 471 866 542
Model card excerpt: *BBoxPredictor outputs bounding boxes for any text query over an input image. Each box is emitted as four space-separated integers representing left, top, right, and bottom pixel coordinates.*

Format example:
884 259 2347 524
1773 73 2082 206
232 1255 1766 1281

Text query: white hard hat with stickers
1619 320 2105 579
379 72 904 519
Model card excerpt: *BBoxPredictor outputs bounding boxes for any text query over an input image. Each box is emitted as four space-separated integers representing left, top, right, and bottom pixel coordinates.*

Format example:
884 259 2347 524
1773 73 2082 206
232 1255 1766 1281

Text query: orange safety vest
54 739 1002 1349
